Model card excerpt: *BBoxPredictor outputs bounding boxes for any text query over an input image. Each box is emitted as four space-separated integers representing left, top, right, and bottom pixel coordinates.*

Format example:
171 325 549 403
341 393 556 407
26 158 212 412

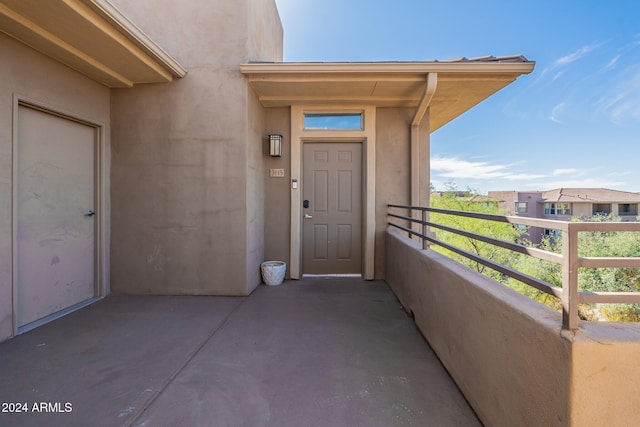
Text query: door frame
290 105 376 279
11 95 108 335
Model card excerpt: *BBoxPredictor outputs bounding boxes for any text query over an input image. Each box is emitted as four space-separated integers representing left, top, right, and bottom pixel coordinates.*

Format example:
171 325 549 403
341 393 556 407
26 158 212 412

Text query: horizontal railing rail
388 204 640 329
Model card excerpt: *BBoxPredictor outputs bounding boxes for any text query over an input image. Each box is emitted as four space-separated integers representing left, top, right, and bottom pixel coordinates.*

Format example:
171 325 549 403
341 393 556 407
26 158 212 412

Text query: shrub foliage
429 187 640 322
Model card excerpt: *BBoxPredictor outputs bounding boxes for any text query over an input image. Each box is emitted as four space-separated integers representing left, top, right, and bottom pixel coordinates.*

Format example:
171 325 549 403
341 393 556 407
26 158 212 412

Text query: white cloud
606 54 621 70
502 173 550 181
552 168 583 176
606 171 633 177
431 156 546 181
529 43 601 89
550 103 567 123
431 157 505 179
554 44 599 67
431 157 632 193
431 157 501 179
596 65 640 124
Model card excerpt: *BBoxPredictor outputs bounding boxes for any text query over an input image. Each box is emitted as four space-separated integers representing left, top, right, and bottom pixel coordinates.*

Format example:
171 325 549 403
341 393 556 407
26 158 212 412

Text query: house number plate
270 168 285 177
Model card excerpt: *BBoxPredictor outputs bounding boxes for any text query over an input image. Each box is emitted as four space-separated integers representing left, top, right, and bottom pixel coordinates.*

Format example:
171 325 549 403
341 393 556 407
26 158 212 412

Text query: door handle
304 213 313 219
86 210 95 217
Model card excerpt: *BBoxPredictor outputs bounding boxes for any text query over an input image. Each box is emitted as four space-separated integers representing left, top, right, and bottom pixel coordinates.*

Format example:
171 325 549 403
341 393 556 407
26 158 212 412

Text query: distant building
489 188 640 243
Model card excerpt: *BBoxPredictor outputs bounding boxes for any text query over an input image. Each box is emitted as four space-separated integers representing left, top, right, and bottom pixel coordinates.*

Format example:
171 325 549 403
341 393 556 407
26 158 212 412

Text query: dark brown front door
302 142 362 275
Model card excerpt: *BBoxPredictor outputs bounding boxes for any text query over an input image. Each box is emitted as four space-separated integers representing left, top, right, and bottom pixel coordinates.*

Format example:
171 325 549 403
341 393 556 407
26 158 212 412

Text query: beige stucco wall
245 0 283 292
374 108 413 278
263 107 292 269
569 323 640 426
386 227 640 426
109 0 282 295
490 190 544 217
571 204 591 219
247 0 284 62
0 33 111 342
246 86 267 293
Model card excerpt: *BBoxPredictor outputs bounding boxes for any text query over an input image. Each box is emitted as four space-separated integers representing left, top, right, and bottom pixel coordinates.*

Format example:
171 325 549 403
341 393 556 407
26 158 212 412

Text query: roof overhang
0 0 186 88
241 59 535 132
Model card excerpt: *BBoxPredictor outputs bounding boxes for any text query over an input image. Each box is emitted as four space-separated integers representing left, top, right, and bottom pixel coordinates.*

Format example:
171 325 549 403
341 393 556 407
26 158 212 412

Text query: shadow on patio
0 278 479 426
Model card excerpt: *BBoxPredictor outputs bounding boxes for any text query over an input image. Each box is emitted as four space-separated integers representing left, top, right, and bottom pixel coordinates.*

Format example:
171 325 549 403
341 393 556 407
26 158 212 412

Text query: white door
16 105 96 328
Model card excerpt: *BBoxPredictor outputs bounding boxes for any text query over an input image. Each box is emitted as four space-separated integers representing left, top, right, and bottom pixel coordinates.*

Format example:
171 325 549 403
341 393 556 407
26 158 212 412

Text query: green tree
576 215 640 321
576 215 640 293
429 188 519 282
430 189 640 321
510 214 640 321
429 187 640 321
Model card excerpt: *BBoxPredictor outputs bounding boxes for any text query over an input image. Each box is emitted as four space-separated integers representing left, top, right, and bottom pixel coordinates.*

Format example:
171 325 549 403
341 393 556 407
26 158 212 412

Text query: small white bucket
261 261 287 286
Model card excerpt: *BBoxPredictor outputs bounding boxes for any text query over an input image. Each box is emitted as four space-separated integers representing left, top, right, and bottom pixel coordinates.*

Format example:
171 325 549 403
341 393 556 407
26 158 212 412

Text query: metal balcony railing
388 204 640 330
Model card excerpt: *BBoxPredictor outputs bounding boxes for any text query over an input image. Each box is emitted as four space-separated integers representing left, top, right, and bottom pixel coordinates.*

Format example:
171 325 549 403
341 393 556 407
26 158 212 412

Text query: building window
593 203 612 216
544 202 571 216
303 113 363 130
515 202 527 214
619 203 638 216
543 228 562 238
514 224 528 234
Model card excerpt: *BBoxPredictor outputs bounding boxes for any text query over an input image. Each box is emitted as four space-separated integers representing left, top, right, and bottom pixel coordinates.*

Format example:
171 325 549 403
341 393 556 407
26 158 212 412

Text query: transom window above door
303 113 363 130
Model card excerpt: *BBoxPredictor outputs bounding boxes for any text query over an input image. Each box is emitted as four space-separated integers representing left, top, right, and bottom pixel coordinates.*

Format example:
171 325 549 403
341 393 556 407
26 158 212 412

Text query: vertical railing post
408 207 415 240
421 208 427 250
562 223 579 329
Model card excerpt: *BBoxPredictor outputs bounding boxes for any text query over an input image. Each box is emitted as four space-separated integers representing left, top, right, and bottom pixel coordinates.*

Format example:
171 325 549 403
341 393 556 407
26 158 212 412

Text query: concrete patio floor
0 278 480 427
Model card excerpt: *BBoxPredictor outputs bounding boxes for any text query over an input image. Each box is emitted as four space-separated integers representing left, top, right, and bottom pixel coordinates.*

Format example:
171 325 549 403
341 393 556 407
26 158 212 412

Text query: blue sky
274 0 640 194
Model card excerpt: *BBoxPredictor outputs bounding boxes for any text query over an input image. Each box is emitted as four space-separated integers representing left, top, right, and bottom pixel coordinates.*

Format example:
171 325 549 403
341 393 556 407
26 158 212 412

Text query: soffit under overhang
0 0 186 88
241 59 535 132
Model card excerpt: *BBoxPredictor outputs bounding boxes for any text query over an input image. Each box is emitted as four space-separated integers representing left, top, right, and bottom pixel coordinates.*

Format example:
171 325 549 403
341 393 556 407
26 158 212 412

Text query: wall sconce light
269 134 283 157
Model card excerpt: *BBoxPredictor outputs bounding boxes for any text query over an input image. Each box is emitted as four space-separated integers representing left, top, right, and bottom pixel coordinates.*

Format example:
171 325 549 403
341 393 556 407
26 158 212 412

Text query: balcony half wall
385 227 640 427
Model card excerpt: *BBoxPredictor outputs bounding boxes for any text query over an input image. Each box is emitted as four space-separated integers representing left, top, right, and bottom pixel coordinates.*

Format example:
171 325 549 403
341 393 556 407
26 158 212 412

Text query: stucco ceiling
241 58 535 132
0 0 185 88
